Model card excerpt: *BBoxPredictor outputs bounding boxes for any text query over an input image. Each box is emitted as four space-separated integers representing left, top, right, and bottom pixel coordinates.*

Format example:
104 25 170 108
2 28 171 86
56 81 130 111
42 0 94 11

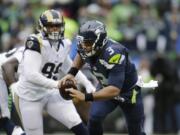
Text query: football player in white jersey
0 47 25 135
2 9 95 135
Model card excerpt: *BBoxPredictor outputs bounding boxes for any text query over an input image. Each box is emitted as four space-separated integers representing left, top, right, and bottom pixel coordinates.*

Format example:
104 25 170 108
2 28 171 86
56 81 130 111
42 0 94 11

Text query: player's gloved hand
59 74 76 88
59 79 77 100
67 88 85 101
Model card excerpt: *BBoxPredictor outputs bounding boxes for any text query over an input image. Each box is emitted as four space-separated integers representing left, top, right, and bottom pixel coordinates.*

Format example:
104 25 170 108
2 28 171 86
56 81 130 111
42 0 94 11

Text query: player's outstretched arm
68 85 120 101
24 50 59 89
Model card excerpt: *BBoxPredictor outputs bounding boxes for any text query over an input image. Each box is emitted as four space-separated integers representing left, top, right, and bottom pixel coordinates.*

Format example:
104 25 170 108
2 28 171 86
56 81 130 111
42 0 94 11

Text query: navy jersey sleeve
25 34 42 53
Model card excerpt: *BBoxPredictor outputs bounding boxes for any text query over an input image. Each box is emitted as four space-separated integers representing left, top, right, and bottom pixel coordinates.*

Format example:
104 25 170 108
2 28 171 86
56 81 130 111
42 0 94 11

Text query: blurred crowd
0 0 180 134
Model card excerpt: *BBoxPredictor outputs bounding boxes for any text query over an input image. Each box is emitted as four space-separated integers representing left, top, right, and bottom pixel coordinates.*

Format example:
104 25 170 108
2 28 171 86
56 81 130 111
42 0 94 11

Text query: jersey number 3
42 62 62 80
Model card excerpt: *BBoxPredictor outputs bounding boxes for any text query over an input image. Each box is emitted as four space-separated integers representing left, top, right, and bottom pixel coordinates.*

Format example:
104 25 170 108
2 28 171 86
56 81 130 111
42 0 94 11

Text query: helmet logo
95 29 101 35
77 35 84 42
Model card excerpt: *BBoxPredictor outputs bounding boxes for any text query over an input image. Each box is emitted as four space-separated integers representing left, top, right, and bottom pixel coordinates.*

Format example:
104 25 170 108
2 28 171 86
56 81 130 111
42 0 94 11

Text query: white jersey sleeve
23 50 58 89
13 47 24 63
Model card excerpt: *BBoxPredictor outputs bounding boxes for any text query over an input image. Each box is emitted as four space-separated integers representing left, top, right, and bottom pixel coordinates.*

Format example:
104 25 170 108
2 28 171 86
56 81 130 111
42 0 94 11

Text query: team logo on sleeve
26 40 34 48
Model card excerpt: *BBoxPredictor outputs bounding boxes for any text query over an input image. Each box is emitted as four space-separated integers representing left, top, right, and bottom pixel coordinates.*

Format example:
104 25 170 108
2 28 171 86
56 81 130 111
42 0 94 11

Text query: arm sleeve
23 50 58 89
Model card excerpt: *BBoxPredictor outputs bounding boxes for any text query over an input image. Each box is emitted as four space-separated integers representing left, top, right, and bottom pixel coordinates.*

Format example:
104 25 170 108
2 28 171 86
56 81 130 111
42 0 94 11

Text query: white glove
136 76 158 88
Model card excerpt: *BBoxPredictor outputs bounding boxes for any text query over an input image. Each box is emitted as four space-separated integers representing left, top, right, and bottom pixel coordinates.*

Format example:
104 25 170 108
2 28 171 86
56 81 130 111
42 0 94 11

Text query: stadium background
0 0 180 135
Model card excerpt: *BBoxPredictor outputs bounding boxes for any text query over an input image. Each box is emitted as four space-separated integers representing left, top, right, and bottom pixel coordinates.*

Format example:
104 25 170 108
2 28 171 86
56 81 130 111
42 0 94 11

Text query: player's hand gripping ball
59 79 77 100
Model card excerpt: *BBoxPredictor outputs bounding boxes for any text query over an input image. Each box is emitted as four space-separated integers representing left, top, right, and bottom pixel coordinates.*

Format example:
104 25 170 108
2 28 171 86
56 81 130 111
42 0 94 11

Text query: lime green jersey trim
108 54 121 64
131 89 138 104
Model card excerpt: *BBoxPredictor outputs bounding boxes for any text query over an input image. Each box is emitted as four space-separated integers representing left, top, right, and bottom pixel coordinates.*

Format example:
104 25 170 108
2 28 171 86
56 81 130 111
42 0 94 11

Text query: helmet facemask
46 23 64 41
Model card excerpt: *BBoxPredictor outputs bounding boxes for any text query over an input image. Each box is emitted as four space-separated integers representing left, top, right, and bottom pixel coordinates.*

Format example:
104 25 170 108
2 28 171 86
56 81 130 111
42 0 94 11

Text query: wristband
85 93 94 101
68 67 79 76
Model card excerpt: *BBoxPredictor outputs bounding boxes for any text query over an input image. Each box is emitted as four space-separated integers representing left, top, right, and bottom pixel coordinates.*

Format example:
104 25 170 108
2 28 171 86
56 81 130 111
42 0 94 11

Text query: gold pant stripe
14 93 23 125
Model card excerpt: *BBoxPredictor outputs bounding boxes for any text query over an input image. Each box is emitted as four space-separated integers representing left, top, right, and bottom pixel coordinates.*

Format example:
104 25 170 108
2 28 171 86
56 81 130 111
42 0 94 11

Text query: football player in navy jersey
61 20 146 135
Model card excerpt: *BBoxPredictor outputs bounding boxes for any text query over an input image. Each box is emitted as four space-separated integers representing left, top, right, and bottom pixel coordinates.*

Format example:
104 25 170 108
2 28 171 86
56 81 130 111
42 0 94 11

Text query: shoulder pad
25 34 42 53
103 45 124 64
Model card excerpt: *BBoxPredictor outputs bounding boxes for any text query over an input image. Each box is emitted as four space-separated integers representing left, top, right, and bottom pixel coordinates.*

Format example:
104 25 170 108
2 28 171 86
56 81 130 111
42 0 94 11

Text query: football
59 79 77 100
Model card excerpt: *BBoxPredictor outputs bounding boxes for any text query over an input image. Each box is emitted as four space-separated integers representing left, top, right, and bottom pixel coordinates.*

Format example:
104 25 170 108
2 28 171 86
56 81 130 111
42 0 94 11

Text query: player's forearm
24 50 58 89
2 58 19 87
72 54 84 70
25 72 58 88
91 86 120 101
68 54 84 77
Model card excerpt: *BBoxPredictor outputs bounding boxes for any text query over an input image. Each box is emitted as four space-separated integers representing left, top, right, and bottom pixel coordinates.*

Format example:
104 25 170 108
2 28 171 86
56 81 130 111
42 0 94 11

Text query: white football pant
14 90 82 135
0 78 10 118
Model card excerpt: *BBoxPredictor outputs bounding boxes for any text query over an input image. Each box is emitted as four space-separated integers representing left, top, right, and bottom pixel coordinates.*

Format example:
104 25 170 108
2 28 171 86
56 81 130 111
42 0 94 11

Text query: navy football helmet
38 9 65 41
77 20 107 58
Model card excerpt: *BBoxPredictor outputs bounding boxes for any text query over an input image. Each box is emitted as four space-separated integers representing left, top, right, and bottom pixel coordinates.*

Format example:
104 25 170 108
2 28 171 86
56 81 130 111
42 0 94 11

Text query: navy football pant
88 92 146 135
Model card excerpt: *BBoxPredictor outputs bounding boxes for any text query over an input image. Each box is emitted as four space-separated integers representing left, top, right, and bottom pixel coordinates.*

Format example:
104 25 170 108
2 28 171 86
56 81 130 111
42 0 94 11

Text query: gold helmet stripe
44 10 53 22
36 34 43 48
